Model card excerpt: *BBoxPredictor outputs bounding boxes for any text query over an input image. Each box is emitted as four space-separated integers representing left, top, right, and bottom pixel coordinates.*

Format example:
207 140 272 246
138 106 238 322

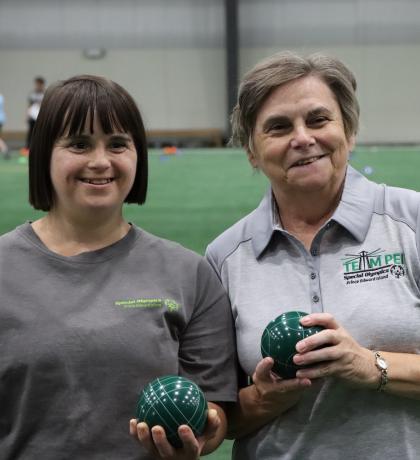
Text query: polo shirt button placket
309 246 320 308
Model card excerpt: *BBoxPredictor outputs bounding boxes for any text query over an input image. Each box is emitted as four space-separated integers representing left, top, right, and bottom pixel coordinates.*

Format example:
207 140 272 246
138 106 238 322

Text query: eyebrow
65 134 90 140
262 115 290 132
108 133 132 140
60 133 132 141
55 134 91 144
307 107 333 117
262 106 334 131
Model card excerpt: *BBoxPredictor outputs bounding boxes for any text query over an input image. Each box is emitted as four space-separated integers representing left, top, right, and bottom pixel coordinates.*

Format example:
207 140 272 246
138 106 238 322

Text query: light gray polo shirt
206 165 420 460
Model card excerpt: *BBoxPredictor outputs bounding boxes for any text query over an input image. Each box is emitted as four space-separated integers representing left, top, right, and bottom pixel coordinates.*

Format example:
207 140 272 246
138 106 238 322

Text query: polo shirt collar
250 188 277 258
250 165 376 258
332 165 376 243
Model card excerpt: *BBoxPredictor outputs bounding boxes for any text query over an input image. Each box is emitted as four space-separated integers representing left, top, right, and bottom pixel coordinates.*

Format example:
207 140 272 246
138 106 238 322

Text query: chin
80 200 119 211
289 177 335 194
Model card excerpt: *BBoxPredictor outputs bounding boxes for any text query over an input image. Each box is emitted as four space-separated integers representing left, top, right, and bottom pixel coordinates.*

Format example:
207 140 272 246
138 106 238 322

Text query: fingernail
179 425 189 434
294 355 303 364
138 422 148 432
296 342 306 352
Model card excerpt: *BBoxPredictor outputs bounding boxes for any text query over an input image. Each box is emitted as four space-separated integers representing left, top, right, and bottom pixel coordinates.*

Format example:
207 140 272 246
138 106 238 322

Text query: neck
32 209 130 256
273 182 344 250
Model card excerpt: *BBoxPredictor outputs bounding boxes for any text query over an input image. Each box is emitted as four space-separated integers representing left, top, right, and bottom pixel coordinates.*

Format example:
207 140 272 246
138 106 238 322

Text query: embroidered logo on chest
341 248 406 286
114 298 181 311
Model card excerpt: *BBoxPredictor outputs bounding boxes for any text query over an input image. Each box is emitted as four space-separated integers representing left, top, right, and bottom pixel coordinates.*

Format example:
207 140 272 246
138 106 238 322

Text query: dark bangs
58 77 138 138
29 75 148 211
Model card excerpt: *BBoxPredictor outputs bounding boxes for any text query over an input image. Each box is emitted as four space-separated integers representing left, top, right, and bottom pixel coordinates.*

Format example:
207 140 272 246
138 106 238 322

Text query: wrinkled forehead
254 75 342 127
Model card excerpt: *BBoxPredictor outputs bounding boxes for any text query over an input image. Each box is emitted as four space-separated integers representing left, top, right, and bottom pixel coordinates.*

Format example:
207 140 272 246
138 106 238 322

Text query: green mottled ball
261 311 324 379
136 375 208 448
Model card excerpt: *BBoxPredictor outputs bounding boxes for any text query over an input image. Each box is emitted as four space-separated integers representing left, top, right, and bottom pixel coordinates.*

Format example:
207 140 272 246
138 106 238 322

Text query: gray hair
231 51 359 150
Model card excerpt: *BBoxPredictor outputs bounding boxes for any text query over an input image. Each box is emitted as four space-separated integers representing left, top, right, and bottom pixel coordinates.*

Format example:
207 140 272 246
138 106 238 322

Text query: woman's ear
348 134 356 152
247 148 258 169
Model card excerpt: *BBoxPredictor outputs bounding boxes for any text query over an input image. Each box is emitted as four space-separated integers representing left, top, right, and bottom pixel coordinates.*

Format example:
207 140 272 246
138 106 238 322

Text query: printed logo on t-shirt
341 248 406 286
114 298 181 311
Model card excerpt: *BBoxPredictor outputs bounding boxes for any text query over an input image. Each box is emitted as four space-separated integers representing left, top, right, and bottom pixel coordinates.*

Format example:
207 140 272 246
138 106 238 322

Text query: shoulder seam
217 237 253 272
372 210 416 233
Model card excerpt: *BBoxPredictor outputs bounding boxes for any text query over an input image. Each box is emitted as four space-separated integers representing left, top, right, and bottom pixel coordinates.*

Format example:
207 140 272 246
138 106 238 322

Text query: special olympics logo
164 299 181 312
390 264 405 279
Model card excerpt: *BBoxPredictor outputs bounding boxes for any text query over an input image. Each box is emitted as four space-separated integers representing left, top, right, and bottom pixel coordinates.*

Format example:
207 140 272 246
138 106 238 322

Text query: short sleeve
178 258 238 403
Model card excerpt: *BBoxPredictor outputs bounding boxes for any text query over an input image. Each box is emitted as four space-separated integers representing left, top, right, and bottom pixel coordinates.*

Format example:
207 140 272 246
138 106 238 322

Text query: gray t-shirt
206 166 420 460
0 223 237 459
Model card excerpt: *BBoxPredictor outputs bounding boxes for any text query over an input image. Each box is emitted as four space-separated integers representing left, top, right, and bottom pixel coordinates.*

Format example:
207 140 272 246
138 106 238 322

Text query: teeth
81 178 113 185
296 156 322 166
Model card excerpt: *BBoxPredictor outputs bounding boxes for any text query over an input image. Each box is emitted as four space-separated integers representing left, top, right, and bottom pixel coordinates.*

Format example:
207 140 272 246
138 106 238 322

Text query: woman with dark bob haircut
0 75 237 460
29 75 148 209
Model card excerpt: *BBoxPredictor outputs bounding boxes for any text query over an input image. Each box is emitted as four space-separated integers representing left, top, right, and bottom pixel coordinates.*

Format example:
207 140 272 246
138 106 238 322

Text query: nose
88 145 111 170
290 125 315 149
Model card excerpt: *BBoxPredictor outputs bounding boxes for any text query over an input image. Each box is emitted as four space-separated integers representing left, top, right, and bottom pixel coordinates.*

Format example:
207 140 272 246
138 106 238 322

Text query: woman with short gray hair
206 51 420 459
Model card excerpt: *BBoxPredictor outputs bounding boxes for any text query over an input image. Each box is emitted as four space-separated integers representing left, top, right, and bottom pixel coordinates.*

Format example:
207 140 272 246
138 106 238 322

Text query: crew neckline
16 221 141 264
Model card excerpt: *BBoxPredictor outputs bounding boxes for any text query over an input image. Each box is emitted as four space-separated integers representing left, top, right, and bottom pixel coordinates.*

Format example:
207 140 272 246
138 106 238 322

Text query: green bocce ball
136 375 208 448
261 311 324 379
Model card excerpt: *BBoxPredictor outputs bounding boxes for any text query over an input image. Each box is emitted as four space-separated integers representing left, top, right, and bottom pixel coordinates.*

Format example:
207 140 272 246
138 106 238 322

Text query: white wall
241 44 420 144
0 0 227 133
1 0 420 144
0 48 226 132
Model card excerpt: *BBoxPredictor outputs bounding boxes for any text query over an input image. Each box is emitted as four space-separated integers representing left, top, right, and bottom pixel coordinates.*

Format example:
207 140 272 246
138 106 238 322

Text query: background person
206 51 420 459
0 92 6 132
0 137 8 158
25 75 46 152
0 74 237 460
0 92 9 158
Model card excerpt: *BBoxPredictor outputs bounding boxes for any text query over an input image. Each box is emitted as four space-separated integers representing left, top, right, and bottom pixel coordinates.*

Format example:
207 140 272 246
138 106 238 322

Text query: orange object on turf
163 146 178 155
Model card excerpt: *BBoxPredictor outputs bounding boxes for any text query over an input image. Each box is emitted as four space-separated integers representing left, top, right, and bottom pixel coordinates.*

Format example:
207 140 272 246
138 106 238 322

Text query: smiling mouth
292 154 326 167
80 178 114 185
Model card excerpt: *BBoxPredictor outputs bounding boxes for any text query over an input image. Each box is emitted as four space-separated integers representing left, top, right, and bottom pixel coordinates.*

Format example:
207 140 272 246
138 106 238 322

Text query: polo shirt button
312 295 320 303
311 272 317 280
311 248 318 256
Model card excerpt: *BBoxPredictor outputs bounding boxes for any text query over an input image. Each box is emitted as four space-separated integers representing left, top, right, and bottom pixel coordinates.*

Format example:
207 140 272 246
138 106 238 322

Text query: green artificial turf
1 146 419 255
